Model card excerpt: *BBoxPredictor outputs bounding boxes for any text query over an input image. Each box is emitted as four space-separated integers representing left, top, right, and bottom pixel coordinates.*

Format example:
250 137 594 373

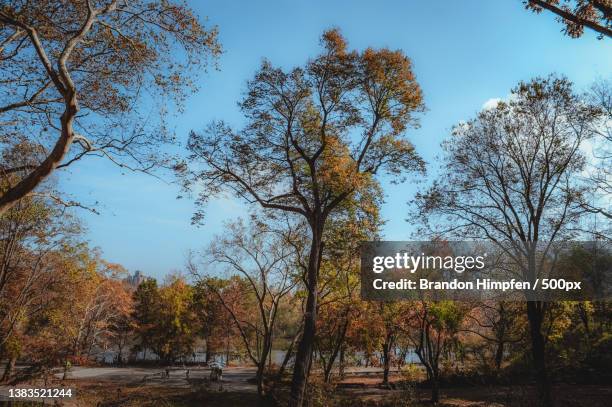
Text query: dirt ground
1 366 611 406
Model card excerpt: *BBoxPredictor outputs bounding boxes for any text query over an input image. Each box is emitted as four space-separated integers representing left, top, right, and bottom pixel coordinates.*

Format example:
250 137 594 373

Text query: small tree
182 29 424 406
463 301 526 372
377 302 410 386
192 218 297 398
406 301 464 403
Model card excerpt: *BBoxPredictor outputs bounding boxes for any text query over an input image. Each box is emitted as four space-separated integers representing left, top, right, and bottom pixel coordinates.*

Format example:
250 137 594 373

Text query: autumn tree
192 278 238 364
19 247 127 372
376 302 412 386
405 301 465 403
414 76 603 406
190 218 297 398
155 276 199 362
132 277 161 361
525 0 612 39
0 175 83 381
1 240 133 383
0 0 220 214
551 244 612 371
132 275 198 363
0 191 78 348
463 301 526 372
182 29 424 406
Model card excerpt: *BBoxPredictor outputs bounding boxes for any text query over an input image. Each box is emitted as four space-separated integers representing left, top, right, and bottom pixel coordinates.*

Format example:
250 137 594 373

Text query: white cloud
481 98 502 111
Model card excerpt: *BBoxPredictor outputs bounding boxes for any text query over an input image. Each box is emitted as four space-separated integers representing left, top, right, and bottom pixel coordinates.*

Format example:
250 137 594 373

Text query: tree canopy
0 0 220 214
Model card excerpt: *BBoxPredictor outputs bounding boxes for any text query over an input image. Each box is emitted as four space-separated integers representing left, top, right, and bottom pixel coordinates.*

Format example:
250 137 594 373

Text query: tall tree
525 0 612 39
0 0 220 214
415 76 602 406
192 278 238 365
582 79 612 227
132 277 161 360
155 276 199 363
182 29 424 406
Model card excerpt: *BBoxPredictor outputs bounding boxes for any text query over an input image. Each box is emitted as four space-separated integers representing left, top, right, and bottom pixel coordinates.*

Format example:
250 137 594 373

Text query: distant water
97 348 420 366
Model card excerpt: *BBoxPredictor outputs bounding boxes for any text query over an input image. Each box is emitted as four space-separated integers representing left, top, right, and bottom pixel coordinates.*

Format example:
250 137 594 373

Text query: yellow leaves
299 103 323 138
170 72 181 84
318 135 367 195
321 28 348 56
361 48 423 132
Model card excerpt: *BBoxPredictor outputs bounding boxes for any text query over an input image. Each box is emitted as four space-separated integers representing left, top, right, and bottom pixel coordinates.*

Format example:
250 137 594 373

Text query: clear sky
59 0 612 279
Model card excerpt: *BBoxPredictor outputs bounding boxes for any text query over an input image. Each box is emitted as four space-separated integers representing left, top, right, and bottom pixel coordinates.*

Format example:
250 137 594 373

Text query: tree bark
323 318 348 383
494 340 504 372
339 345 345 379
0 90 77 216
288 224 322 407
382 340 391 386
527 301 553 407
256 336 272 397
1 355 16 382
431 373 439 403
278 328 300 378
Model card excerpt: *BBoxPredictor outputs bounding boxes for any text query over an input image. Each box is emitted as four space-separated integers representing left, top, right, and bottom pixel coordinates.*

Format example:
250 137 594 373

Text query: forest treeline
1 2 611 407
0 193 610 405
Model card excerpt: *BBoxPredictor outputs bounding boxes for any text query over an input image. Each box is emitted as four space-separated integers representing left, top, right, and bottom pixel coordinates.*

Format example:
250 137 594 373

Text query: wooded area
0 1 610 407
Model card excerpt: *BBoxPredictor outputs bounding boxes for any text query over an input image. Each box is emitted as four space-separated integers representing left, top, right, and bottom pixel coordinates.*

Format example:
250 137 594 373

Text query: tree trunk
278 328 299 378
382 339 391 386
431 372 439 403
62 359 70 380
494 340 504 372
323 357 332 383
339 345 345 380
205 338 213 364
323 318 348 383
527 301 553 407
288 227 322 407
526 244 553 407
256 336 272 398
1 355 16 382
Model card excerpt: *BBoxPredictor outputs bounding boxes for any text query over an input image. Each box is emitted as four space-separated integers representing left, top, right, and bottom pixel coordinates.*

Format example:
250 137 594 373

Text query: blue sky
59 0 612 279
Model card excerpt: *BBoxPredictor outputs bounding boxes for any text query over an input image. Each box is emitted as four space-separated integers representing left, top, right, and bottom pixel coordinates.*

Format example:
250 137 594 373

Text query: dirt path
0 366 258 404
64 365 258 392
